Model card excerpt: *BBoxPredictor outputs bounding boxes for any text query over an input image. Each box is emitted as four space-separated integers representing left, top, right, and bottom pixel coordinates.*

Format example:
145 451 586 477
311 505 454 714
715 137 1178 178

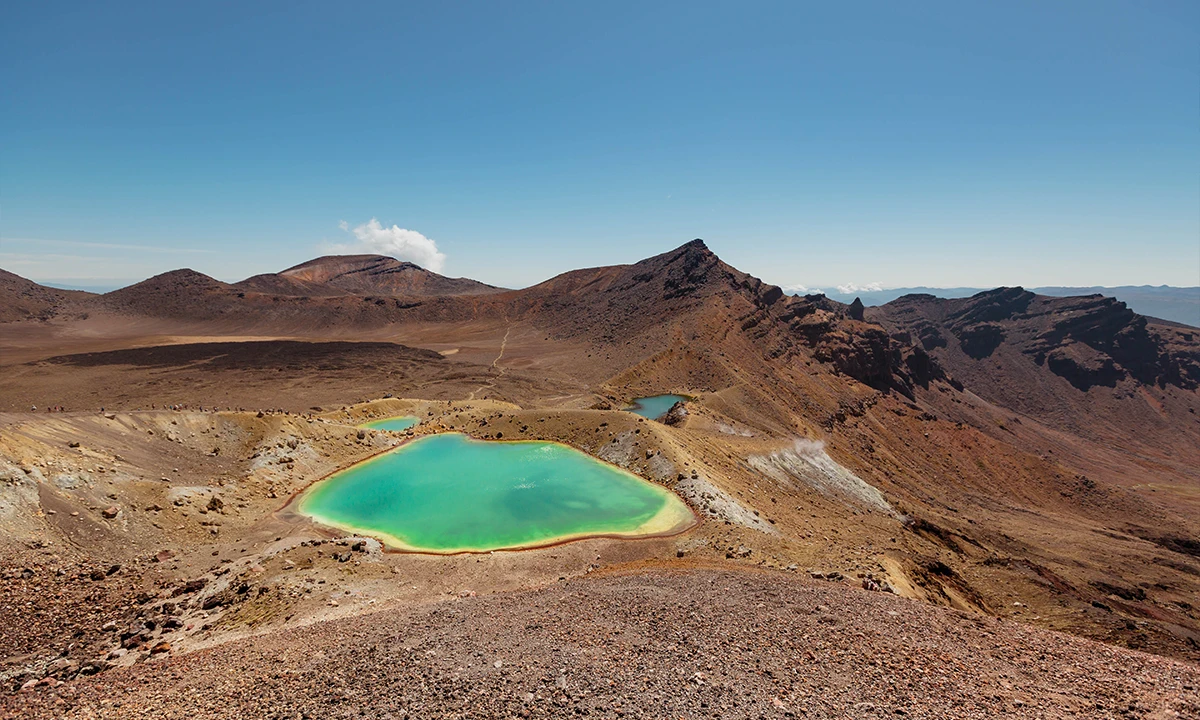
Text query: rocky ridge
4 569 1196 719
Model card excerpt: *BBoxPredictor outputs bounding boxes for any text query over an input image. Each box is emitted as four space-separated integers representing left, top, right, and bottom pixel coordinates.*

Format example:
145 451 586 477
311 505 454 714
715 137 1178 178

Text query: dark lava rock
848 297 865 321
173 578 208 596
46 658 79 679
661 401 688 426
956 322 1005 359
202 591 235 610
1047 343 1124 390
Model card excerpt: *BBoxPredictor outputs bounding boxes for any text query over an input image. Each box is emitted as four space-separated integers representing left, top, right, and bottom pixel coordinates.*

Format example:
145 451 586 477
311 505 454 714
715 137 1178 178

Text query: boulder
848 297 865 321
661 401 688 427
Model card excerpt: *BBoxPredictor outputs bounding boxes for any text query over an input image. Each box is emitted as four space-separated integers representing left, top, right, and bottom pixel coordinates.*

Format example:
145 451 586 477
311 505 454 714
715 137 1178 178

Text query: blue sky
2 1 1198 291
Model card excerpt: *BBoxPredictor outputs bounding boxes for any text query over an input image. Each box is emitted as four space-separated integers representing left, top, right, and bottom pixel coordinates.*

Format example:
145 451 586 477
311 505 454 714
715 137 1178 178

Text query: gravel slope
5 568 1196 719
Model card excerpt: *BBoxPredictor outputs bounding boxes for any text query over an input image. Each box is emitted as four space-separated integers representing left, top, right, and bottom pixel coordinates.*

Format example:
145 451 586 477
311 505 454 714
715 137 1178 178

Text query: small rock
174 578 207 596
201 591 232 610
46 658 79 678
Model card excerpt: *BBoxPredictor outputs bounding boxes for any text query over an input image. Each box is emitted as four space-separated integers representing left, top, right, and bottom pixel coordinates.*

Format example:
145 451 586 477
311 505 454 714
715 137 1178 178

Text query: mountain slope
269 254 505 296
3 240 1199 661
868 288 1200 421
808 285 1200 327
0 269 91 322
97 269 238 320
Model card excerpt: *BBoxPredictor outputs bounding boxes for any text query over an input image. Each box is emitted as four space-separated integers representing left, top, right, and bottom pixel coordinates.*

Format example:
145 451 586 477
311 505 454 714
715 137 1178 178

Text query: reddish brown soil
4 568 1196 719
1 241 1197 716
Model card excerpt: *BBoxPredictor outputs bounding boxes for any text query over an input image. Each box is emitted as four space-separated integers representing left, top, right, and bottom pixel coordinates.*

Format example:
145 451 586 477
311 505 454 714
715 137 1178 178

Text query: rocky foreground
5 568 1196 719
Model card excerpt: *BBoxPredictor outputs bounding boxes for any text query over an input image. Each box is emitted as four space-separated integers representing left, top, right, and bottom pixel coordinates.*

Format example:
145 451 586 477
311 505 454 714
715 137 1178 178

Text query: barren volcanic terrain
1 241 1197 718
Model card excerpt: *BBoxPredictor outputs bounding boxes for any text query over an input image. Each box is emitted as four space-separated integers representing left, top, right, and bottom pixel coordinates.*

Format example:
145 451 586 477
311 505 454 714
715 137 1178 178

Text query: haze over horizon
3 2 1198 291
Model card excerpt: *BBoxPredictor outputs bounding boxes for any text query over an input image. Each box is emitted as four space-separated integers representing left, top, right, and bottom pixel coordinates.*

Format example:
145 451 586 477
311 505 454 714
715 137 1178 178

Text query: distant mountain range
799 285 1199 327
41 274 1199 328
4 240 1200 660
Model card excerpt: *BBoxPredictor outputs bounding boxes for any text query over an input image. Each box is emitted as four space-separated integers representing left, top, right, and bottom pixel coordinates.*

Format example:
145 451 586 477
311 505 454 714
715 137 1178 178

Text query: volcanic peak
276 255 504 297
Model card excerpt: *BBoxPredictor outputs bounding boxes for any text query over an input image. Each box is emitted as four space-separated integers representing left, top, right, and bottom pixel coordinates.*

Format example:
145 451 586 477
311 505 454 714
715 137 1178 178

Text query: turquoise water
298 433 693 553
361 416 419 431
626 394 688 420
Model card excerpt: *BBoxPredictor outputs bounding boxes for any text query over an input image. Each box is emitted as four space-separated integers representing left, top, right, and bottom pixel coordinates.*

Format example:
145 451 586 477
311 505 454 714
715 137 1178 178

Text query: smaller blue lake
626 395 688 420
361 416 420 431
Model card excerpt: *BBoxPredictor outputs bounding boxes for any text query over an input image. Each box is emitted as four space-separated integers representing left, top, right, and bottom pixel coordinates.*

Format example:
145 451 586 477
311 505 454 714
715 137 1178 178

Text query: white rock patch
750 440 893 515
674 474 776 534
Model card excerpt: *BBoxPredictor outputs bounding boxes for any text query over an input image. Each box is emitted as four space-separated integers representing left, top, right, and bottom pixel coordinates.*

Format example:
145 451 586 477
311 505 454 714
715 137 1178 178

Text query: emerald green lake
626 394 688 420
298 433 694 553
361 415 419 431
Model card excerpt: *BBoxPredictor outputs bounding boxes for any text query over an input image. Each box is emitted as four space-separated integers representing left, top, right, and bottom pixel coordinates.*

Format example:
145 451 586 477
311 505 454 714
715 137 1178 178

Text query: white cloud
329 218 447 273
835 282 883 295
783 284 825 295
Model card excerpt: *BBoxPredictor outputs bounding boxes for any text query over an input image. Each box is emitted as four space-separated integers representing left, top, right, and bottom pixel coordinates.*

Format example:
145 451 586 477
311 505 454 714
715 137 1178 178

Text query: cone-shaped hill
268 254 505 296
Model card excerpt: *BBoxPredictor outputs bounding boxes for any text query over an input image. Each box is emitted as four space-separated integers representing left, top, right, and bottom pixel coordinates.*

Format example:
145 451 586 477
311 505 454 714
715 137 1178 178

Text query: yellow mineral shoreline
299 500 695 556
293 432 698 556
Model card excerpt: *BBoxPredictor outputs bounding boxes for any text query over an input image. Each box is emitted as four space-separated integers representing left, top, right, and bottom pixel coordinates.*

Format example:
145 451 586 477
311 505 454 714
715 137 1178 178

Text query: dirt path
491 325 512 371
468 324 513 400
